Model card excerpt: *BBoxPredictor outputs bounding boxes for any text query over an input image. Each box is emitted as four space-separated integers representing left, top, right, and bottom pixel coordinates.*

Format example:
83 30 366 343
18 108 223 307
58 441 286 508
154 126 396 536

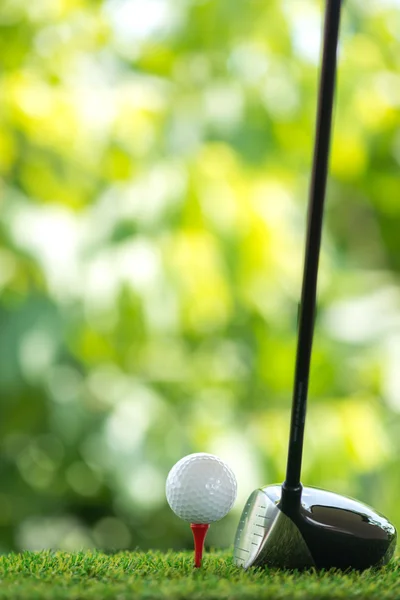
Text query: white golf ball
166 453 237 524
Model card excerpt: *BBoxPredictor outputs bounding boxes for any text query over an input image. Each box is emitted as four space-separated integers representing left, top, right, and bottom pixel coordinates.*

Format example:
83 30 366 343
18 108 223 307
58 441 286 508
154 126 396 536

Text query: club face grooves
233 490 280 569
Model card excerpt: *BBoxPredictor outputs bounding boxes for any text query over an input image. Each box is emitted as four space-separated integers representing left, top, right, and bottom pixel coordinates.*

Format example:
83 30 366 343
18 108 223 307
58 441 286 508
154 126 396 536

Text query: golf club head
234 485 396 571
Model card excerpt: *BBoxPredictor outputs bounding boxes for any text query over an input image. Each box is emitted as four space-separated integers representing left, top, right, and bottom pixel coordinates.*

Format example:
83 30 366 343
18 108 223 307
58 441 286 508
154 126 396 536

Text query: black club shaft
281 0 343 513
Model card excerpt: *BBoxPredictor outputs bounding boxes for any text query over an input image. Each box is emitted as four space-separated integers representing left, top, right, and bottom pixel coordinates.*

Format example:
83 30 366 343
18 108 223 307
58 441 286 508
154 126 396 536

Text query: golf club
233 0 397 570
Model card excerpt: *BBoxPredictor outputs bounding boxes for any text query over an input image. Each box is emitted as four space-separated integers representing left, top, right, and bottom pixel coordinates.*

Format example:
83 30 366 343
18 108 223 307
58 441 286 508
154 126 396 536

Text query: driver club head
234 485 397 571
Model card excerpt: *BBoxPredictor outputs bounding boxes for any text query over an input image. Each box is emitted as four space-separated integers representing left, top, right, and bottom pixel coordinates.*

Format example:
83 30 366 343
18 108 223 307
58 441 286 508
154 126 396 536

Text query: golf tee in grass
0 549 399 599
191 523 210 567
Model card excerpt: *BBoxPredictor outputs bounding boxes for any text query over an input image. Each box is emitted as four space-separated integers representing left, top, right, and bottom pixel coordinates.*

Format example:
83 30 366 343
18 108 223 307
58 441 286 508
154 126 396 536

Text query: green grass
0 550 398 599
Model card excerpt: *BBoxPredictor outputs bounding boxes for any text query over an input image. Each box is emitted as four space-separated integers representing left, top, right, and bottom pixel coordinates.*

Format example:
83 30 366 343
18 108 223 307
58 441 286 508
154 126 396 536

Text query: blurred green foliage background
0 0 400 553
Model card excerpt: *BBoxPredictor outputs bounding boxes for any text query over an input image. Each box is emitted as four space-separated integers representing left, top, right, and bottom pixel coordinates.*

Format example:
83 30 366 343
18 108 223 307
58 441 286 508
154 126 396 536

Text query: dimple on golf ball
166 453 237 524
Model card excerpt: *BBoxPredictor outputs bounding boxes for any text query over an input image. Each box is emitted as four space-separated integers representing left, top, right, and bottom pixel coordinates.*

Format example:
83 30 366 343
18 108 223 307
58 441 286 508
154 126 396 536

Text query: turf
0 550 398 599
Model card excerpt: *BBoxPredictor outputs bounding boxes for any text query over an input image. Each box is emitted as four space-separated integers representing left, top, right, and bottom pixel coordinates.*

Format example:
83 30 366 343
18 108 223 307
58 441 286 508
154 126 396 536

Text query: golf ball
166 453 237 524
